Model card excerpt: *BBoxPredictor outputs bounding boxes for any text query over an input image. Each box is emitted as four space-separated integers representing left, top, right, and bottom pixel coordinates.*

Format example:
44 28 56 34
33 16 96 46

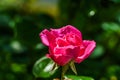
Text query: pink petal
66 46 81 58
83 40 96 55
53 55 72 66
62 25 82 37
51 47 72 66
65 33 82 45
50 46 81 66
39 29 56 48
39 29 49 46
50 25 82 38
56 38 69 47
53 47 72 57
75 40 96 63
50 28 62 37
74 45 85 63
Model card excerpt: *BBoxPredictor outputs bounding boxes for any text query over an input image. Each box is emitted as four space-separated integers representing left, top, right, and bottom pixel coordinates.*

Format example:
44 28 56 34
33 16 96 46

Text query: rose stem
61 64 69 80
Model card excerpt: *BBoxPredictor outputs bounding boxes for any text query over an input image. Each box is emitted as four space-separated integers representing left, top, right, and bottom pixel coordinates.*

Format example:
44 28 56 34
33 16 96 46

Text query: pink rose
40 25 96 66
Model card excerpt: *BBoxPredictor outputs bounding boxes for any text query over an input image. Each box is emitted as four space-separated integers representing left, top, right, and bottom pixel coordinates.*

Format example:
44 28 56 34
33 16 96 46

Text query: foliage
0 0 120 80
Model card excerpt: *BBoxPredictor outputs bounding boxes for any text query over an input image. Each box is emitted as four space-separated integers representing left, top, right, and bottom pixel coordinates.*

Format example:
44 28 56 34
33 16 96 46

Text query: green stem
61 64 69 80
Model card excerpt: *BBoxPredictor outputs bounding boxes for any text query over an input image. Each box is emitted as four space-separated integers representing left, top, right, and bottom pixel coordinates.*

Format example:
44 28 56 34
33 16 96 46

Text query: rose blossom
39 25 96 66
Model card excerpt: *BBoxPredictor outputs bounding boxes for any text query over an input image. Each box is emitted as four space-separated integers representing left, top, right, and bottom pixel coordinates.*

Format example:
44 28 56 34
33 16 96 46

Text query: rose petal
66 46 81 58
40 29 56 48
65 33 82 45
50 28 62 37
83 40 96 56
53 55 72 66
75 40 96 63
56 38 69 47
39 29 49 46
53 47 72 57
74 45 85 63
50 46 81 66
50 25 82 38
62 25 82 37
50 47 72 66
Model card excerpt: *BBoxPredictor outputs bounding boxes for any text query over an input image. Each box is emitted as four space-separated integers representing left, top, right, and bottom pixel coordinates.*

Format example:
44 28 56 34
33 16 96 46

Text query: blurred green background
0 0 120 80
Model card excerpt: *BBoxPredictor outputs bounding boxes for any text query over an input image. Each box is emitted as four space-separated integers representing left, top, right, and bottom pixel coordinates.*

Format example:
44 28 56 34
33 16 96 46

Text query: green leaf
33 56 58 78
66 75 94 80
